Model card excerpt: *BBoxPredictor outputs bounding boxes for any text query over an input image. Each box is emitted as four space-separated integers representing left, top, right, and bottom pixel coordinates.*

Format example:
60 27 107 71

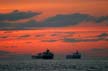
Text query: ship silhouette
32 49 54 59
66 51 81 59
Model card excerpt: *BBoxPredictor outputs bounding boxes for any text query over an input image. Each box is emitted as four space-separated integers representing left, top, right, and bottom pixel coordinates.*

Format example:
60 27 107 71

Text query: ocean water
0 59 108 71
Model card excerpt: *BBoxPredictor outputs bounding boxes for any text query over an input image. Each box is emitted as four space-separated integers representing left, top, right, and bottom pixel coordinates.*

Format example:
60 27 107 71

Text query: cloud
43 14 108 27
98 33 108 37
42 13 95 27
0 20 41 30
63 38 103 43
50 34 58 36
41 40 57 42
0 36 8 38
19 35 30 38
35 34 45 37
4 31 13 33
0 13 108 30
96 16 108 23
17 35 30 39
0 22 11 28
63 32 75 34
0 10 40 21
17 20 42 29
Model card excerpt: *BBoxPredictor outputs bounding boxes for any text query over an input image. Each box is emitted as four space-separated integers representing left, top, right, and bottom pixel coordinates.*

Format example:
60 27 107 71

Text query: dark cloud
43 14 108 27
42 13 95 27
63 38 79 42
96 16 108 23
41 40 57 42
63 32 75 34
18 35 30 38
50 32 75 37
17 20 42 28
35 34 44 37
98 33 108 37
0 10 40 21
0 22 11 28
0 36 8 38
0 13 108 30
0 20 41 30
50 34 58 36
4 31 13 33
63 38 103 43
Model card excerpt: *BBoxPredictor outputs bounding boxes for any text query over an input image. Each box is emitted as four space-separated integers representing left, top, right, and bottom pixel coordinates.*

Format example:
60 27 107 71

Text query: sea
0 59 108 71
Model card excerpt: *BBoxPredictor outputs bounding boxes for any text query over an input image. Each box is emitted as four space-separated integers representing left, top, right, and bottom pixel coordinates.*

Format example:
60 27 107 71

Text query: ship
32 49 54 59
66 51 81 59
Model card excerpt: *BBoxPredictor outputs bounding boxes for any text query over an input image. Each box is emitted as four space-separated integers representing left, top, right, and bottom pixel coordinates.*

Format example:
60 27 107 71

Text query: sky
0 0 108 59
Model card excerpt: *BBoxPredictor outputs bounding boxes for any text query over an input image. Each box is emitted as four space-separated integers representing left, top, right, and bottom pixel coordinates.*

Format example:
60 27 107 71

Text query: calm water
0 59 108 71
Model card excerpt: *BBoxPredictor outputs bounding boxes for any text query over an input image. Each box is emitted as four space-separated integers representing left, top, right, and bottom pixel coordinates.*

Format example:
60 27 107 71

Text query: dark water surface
0 59 108 71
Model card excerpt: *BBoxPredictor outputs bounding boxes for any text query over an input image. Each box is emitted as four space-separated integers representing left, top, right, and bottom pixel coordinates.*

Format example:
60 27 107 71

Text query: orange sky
0 30 108 55
0 0 108 20
0 0 108 58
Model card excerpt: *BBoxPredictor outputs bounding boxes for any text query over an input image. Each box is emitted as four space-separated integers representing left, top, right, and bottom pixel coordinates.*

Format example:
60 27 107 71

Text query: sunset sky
0 0 108 59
